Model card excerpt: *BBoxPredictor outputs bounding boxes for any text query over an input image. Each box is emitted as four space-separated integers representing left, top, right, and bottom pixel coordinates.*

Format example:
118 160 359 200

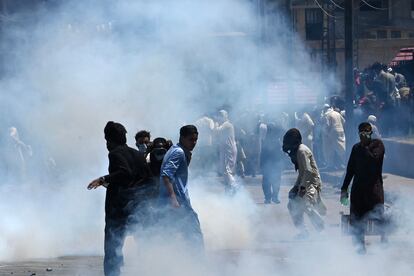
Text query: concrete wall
357 38 414 68
391 0 412 21
383 138 414 178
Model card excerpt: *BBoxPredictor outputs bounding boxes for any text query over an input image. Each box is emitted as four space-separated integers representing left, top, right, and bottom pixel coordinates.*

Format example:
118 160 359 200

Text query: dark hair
152 137 167 148
180 125 198 138
358 122 372 132
104 121 127 144
135 130 151 141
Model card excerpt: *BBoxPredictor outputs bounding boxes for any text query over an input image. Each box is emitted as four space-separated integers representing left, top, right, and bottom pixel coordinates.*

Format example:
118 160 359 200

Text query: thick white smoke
1 1 413 276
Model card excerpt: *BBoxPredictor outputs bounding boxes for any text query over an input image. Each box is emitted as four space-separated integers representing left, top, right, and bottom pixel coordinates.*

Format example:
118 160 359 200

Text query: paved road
1 172 414 276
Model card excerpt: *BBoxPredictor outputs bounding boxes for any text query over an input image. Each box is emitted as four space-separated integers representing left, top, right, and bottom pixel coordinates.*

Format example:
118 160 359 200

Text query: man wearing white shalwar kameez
217 110 238 194
323 107 346 169
194 115 216 173
295 112 315 152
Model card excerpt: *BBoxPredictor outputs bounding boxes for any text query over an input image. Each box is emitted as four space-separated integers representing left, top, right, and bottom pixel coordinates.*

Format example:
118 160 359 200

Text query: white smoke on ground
191 181 258 250
0 179 104 260
117 178 414 276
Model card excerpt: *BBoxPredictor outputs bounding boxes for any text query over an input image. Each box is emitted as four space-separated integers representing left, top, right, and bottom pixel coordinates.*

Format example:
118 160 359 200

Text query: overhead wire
328 0 344 10
311 0 393 22
360 0 389 10
324 0 394 11
312 0 339 18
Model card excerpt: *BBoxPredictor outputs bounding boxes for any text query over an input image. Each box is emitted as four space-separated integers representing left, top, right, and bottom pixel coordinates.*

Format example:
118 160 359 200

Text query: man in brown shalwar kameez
283 128 327 239
341 122 385 254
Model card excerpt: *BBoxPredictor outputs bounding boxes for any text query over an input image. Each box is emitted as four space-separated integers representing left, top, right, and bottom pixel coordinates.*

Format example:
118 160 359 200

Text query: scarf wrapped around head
104 121 127 145
283 128 302 171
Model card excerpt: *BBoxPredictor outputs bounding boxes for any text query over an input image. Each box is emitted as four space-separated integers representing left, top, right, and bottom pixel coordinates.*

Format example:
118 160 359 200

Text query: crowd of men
354 62 413 136
82 100 391 275
0 89 395 276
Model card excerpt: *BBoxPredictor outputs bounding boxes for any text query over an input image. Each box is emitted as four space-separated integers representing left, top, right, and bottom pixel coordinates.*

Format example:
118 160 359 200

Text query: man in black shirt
88 121 152 276
341 122 385 254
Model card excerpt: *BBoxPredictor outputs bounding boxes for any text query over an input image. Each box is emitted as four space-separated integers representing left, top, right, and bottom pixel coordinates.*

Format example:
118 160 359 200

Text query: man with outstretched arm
87 121 152 276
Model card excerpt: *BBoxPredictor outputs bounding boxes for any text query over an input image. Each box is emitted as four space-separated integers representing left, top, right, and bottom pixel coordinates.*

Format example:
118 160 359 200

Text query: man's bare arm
162 176 180 208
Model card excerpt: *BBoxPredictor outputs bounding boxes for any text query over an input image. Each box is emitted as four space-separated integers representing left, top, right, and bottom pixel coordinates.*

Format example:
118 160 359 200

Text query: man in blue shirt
158 125 204 250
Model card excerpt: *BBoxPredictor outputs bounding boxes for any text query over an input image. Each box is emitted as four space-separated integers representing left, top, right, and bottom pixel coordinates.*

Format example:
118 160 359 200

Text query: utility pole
285 0 295 118
327 1 336 72
344 0 355 152
285 0 292 59
0 0 8 77
257 0 266 42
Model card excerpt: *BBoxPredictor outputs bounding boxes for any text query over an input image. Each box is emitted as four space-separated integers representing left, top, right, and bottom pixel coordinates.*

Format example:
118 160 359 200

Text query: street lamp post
345 0 355 152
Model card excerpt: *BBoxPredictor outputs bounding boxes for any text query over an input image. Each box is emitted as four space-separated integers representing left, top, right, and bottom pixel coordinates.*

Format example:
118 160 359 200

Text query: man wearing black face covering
283 128 326 239
341 122 385 254
282 128 302 171
87 121 153 276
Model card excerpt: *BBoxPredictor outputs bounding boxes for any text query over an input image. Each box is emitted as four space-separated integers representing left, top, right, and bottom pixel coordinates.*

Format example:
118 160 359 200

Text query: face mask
137 143 147 152
152 148 167 162
359 131 372 140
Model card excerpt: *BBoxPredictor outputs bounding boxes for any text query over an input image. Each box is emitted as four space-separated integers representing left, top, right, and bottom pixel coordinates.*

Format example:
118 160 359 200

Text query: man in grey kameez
283 128 326 238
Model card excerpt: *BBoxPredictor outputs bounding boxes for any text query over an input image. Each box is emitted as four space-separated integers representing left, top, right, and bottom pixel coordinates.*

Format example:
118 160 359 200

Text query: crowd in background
1 61 412 199
188 103 348 202
354 62 413 137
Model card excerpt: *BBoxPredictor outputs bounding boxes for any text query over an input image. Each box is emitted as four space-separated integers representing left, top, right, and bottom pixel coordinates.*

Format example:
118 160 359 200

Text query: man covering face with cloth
283 128 327 239
340 122 386 254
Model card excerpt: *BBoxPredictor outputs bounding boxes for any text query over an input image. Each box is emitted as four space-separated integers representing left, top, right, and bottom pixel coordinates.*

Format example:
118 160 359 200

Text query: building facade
290 0 414 80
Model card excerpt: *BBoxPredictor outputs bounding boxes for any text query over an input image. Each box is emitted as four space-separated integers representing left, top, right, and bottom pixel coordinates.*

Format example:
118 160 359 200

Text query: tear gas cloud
0 0 413 275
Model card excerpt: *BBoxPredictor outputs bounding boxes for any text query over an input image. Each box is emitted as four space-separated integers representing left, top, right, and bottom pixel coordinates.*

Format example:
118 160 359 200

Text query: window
391 31 401 38
411 0 414 18
305 8 323 40
377 30 387 39
360 31 376 39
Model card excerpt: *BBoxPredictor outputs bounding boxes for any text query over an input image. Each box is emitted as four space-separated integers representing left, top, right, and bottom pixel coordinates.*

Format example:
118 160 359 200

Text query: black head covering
104 121 127 145
283 128 302 171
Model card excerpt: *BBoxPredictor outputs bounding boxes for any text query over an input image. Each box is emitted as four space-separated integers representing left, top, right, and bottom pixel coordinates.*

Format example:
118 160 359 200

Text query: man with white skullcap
368 115 381 139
